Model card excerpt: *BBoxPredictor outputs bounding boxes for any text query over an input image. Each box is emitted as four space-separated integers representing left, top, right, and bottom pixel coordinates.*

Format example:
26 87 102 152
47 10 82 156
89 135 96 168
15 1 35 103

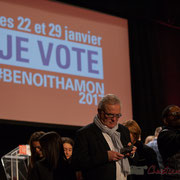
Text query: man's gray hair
98 94 121 111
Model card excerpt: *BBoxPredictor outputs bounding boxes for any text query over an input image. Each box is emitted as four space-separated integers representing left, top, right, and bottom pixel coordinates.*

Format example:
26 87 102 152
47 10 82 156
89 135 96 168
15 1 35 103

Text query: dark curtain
128 19 180 140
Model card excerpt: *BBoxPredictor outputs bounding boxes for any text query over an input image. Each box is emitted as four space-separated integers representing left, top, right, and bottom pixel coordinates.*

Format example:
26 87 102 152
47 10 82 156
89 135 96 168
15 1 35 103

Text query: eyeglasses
103 111 122 119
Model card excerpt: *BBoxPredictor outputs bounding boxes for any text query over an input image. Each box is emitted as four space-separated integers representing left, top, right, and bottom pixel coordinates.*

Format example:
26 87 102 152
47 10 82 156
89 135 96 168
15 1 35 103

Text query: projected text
0 67 104 105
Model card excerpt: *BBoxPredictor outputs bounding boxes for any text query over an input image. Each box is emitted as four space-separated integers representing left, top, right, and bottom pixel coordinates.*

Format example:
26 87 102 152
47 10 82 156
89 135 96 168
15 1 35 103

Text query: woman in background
62 137 81 180
123 120 161 180
62 137 74 160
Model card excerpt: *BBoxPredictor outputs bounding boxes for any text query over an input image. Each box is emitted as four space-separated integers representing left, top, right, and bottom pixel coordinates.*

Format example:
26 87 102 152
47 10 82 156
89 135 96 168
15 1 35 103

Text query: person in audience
72 94 136 180
157 105 180 180
28 131 45 175
62 137 77 180
27 131 66 180
146 126 164 169
123 119 161 180
62 137 74 160
144 135 155 145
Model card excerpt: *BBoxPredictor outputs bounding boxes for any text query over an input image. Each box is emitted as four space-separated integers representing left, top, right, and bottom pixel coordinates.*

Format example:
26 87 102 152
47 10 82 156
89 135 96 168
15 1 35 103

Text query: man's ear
97 109 101 117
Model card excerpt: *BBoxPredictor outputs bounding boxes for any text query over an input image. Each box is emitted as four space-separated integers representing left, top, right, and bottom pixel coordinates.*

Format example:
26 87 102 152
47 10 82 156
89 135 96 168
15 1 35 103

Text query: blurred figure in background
28 131 45 176
146 126 164 169
123 120 160 180
158 105 180 180
144 135 155 145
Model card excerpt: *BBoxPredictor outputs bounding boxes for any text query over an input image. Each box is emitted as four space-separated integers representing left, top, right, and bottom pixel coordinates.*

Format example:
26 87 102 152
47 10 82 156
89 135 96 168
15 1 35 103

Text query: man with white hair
72 94 136 180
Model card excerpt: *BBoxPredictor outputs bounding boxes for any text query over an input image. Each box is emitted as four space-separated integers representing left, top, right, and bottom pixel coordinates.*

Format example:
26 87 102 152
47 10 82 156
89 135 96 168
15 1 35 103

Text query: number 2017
79 92 100 105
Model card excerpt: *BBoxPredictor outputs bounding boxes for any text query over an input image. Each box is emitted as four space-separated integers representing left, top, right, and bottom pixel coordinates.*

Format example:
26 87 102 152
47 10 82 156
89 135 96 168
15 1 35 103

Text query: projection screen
0 0 132 126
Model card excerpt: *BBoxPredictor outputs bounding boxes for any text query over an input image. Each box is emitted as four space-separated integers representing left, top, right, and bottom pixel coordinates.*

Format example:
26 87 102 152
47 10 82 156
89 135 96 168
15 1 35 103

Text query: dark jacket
27 158 68 180
72 122 131 180
128 140 161 180
63 157 77 180
158 126 180 180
